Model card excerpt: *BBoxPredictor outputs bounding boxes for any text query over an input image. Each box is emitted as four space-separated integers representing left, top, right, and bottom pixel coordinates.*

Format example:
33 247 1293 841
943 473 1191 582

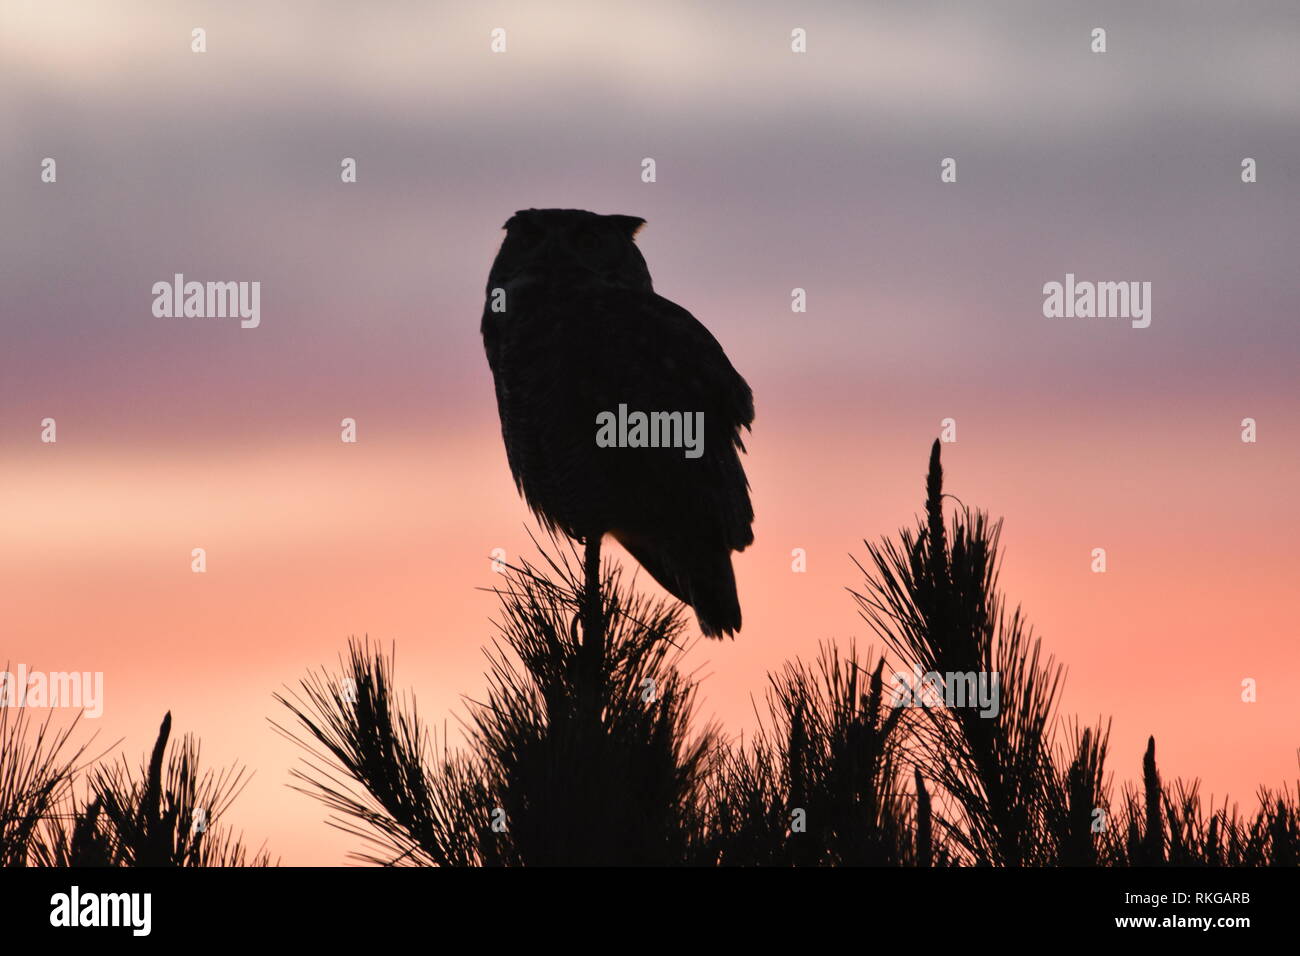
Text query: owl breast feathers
481 208 754 637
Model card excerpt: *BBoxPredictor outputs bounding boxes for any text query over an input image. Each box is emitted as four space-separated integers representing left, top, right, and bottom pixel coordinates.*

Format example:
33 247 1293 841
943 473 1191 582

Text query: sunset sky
2 1 1298 864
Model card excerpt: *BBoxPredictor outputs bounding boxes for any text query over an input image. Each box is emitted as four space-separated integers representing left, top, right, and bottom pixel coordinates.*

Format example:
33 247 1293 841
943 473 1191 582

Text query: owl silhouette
481 208 754 637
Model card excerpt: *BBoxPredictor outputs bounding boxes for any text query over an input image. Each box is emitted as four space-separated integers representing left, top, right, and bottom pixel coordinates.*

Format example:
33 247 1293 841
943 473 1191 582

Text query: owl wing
482 283 754 556
575 288 755 551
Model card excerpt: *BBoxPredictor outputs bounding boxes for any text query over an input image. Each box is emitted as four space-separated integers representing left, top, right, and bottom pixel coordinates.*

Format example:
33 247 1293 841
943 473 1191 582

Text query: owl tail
687 553 743 639
611 532 742 639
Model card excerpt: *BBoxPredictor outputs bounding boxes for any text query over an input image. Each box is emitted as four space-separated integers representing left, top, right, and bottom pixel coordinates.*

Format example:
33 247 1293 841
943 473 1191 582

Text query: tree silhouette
271 441 1298 867
8 441 1292 867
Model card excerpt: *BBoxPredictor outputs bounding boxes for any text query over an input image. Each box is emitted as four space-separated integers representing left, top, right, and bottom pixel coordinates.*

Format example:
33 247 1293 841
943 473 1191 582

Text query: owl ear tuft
609 215 646 239
503 209 538 230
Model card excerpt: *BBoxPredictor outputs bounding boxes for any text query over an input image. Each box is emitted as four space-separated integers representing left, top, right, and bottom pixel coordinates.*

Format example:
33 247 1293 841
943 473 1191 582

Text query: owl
481 208 755 637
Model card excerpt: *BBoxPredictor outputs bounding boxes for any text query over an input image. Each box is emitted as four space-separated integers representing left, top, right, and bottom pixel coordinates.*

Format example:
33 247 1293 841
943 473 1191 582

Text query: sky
2 0 1298 864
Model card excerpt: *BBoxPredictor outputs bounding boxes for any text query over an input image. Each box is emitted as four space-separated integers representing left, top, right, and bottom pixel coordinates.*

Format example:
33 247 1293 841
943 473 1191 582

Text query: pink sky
4 401 1296 863
3 1 1298 863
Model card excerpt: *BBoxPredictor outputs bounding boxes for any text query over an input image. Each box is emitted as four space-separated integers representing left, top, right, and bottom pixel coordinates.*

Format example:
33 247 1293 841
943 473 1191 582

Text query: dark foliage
12 442 1288 867
279 442 1297 866
276 542 712 865
2 708 271 867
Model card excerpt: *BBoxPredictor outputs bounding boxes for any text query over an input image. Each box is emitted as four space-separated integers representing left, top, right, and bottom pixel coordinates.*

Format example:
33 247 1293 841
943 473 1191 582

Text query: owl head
488 208 652 293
